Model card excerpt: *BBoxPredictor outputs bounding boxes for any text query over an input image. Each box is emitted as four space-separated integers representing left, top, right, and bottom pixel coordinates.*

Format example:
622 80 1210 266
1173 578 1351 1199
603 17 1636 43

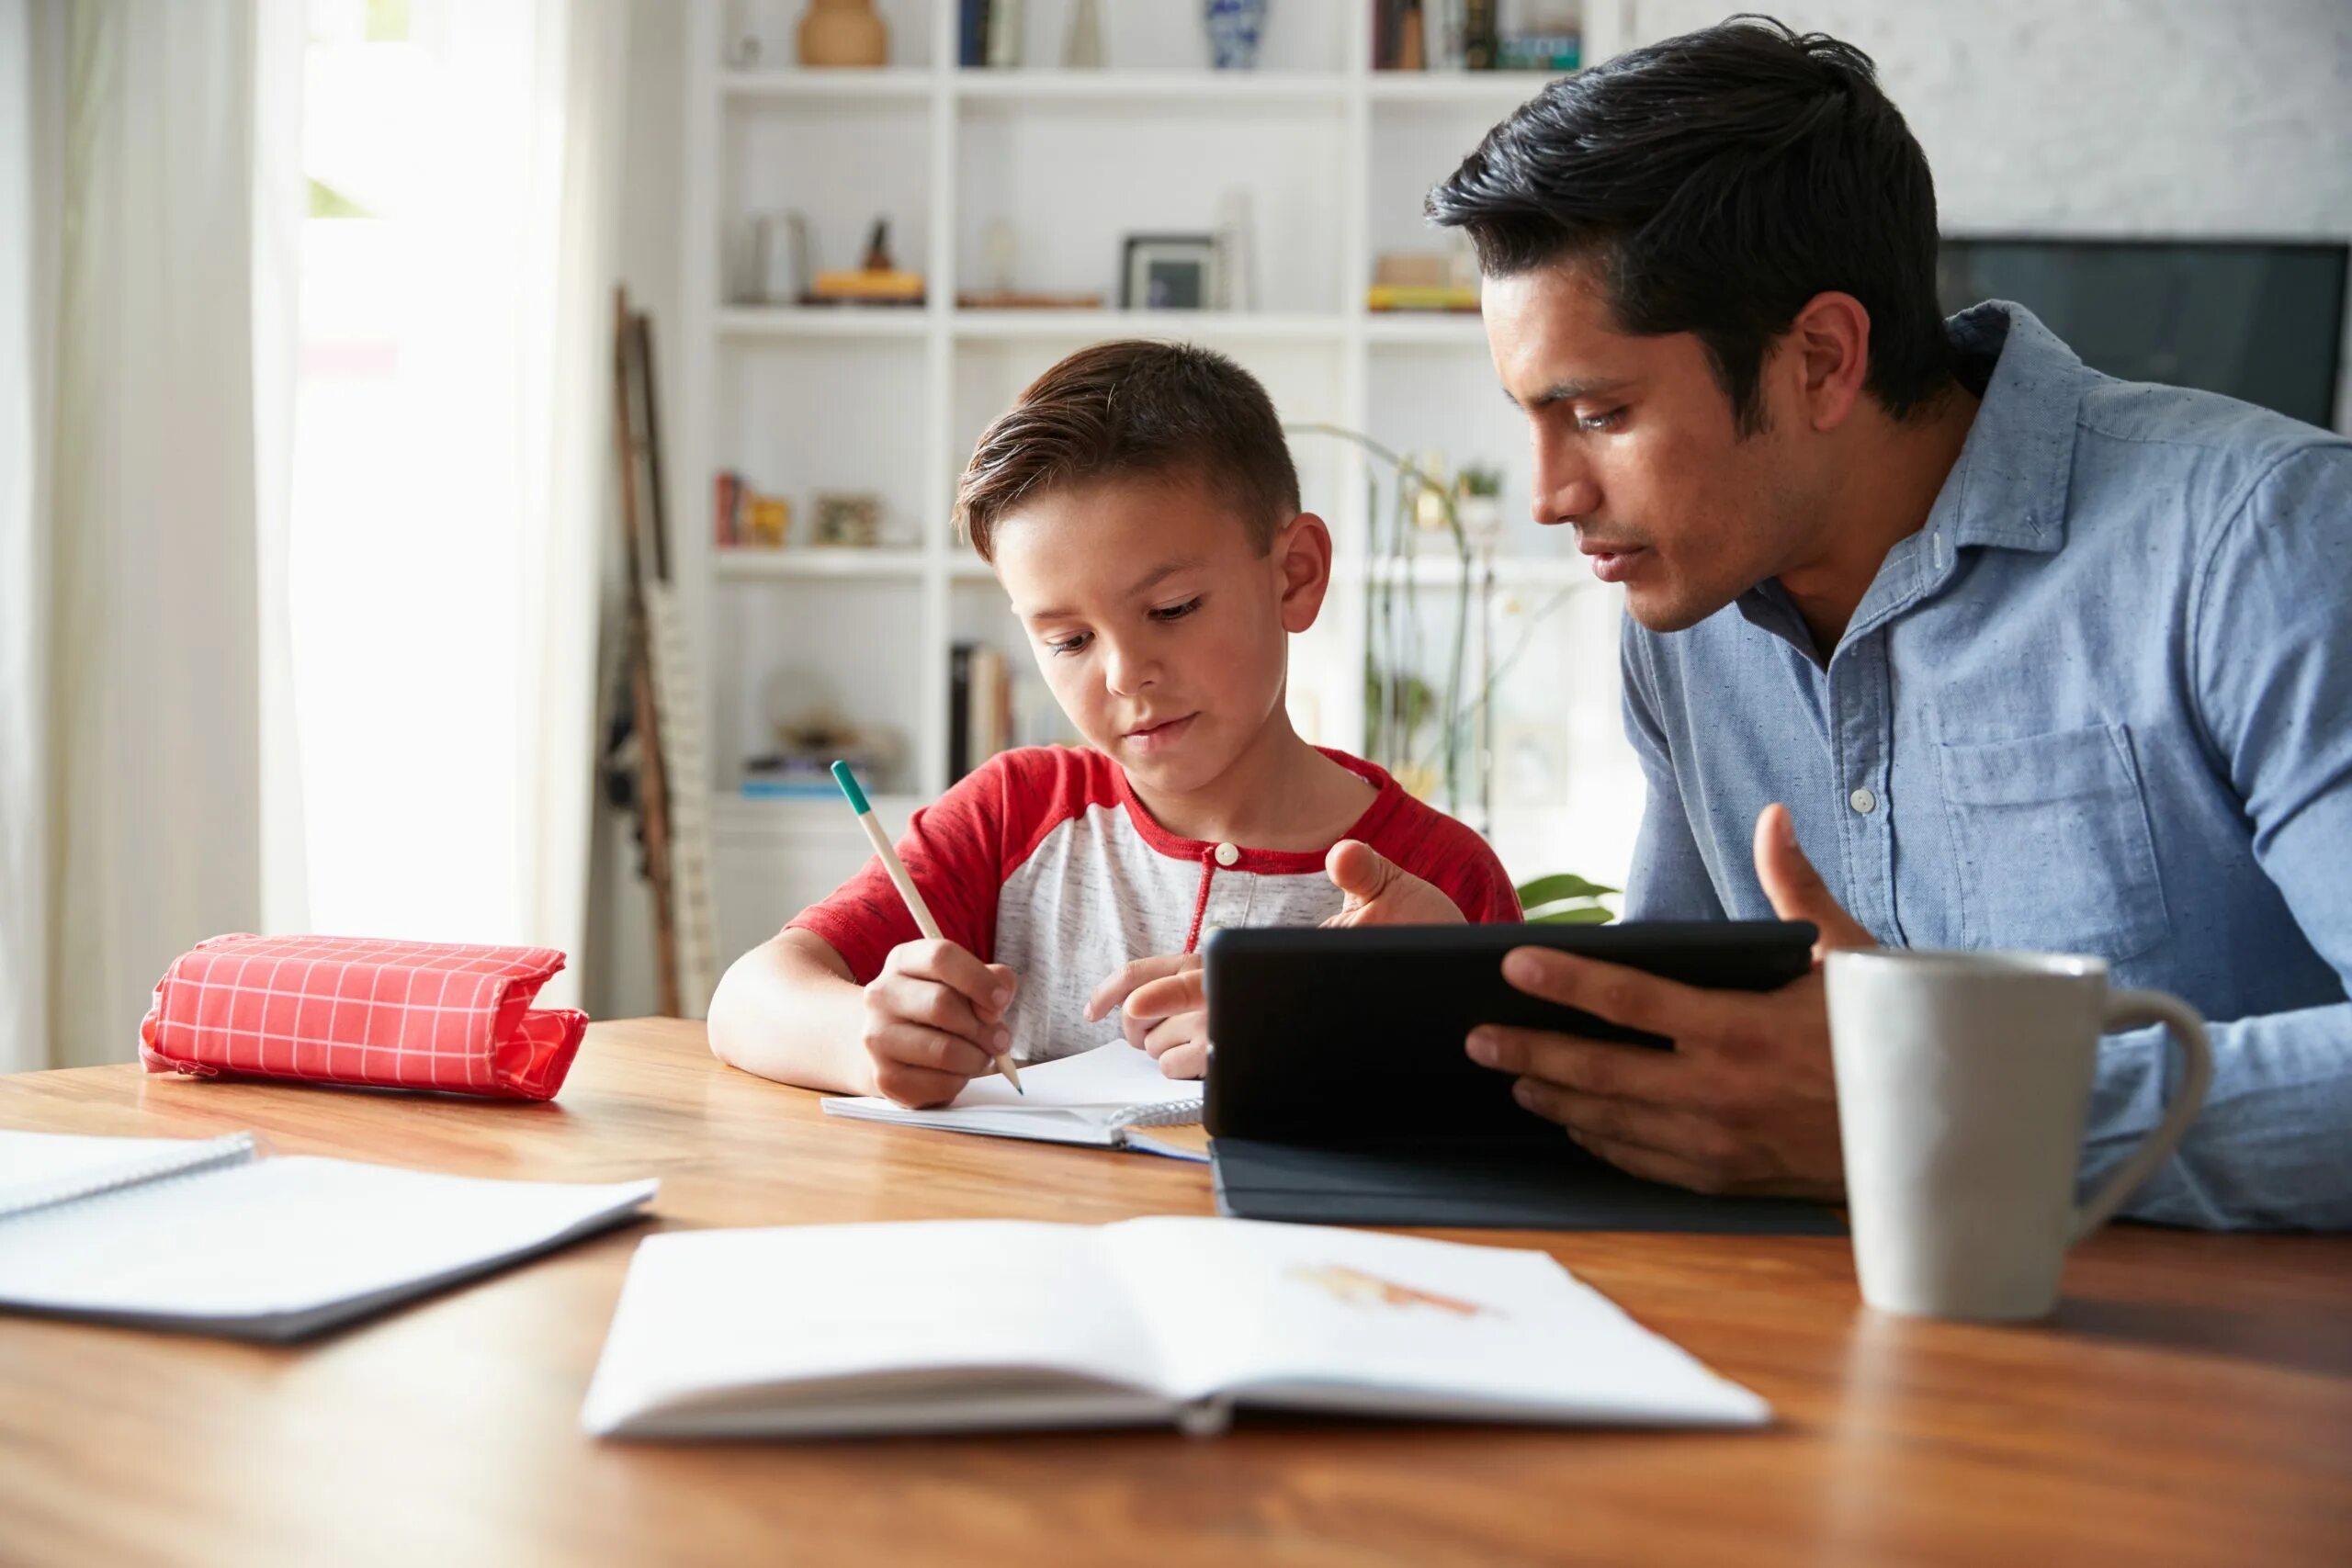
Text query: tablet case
1202 922 1846 1235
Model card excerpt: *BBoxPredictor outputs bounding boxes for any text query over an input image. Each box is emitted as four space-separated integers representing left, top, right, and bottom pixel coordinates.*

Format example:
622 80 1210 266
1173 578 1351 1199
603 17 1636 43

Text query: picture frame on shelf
808 491 882 548
1121 234 1221 310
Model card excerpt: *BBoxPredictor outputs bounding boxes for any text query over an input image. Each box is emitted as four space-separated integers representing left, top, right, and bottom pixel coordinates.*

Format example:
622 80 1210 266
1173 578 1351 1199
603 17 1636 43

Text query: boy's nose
1102 641 1159 697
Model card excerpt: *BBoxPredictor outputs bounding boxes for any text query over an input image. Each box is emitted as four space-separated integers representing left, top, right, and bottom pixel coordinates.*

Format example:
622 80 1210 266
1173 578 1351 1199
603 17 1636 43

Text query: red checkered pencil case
140 934 589 1100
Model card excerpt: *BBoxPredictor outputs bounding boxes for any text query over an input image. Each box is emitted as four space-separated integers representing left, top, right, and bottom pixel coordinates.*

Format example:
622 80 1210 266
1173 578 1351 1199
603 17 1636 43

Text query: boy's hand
1087 954 1211 1079
863 939 1018 1107
1320 840 1464 927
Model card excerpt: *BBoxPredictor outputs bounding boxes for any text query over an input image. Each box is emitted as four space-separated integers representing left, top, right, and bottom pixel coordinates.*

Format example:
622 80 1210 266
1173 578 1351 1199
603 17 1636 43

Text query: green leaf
1516 873 1619 907
1525 903 1615 925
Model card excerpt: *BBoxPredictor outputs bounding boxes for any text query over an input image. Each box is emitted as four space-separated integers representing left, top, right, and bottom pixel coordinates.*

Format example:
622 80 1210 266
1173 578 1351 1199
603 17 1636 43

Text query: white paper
0 1153 656 1337
821 1042 1201 1146
0 1129 255 1219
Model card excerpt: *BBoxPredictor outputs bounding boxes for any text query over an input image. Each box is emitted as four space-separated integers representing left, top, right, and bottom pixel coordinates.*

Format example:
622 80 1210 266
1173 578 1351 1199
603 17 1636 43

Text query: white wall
587 0 2352 1020
1634 0 2352 430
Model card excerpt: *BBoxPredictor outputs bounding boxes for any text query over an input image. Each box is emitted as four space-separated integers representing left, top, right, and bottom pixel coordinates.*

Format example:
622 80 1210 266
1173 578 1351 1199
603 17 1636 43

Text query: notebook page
1103 1217 1770 1427
0 1131 256 1220
582 1221 1173 1438
0 1155 655 1337
821 1042 1202 1144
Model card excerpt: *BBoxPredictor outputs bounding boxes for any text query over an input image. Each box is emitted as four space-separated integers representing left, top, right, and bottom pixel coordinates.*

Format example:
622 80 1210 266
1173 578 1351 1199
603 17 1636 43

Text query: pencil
831 761 1023 1095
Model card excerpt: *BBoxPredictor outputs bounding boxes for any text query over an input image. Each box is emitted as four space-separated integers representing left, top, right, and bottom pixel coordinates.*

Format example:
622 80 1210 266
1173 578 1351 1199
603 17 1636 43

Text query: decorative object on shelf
985 0 1023 68
1517 871 1619 924
1063 0 1104 68
749 709 903 798
1212 188 1258 312
1368 250 1480 312
808 216 925 306
1454 464 1505 551
797 0 889 69
1122 233 1221 310
1204 0 1267 70
809 491 882 547
743 491 792 548
732 209 813 305
1496 0 1581 71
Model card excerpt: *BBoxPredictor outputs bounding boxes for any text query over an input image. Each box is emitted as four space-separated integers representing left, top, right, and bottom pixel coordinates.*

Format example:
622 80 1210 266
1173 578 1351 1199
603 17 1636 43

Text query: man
1122 17 2350 1228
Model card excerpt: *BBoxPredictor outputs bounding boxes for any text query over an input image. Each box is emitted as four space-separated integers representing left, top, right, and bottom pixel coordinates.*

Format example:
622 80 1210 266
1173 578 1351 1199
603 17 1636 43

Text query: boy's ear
1273 513 1333 634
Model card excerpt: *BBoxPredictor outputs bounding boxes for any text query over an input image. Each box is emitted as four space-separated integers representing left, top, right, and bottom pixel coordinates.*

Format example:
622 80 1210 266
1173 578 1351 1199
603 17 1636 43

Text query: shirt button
1849 787 1877 815
1214 842 1239 867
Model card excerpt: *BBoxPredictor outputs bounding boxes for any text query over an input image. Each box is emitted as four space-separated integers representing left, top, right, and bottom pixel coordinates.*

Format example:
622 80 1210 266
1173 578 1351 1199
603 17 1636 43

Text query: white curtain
281 0 623 1010
1 0 286 1072
0 0 625 1069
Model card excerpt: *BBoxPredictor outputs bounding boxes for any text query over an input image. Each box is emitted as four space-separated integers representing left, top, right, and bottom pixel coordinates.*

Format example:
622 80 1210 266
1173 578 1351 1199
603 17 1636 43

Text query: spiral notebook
0 1128 657 1340
821 1042 1206 1161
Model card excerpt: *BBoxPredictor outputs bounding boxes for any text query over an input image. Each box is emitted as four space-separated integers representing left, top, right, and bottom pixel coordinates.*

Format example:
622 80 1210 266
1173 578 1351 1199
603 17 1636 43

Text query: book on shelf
959 0 987 67
949 640 1013 781
984 0 1022 69
1496 0 1580 70
1464 0 1497 68
713 469 741 547
1367 283 1482 312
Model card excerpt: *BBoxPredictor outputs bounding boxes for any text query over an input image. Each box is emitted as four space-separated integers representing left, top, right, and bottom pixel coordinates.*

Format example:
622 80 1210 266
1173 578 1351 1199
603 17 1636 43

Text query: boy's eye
1149 596 1204 623
1045 631 1091 656
1577 407 1627 434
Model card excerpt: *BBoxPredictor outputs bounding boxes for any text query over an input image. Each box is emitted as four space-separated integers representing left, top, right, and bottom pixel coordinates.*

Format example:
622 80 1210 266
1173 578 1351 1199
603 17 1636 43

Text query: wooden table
3 1021 2347 1567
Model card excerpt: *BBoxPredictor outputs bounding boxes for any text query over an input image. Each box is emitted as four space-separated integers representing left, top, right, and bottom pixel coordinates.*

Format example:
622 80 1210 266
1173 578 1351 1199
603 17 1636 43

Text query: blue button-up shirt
1622 301 2352 1229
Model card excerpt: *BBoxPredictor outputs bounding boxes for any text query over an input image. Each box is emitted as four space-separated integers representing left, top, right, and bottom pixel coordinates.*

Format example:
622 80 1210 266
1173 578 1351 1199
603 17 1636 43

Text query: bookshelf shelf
955 68 1350 106
717 307 932 339
951 309 1347 344
714 547 930 581
719 67 936 100
1366 70 1557 106
1363 311 1488 345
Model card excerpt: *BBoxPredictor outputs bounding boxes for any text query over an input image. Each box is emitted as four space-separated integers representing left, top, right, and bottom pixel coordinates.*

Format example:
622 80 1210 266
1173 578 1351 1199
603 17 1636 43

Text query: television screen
1938 238 2347 428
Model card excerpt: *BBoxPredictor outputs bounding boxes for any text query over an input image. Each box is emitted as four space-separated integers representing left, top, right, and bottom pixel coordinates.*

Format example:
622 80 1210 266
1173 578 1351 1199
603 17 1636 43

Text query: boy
707 341 1521 1106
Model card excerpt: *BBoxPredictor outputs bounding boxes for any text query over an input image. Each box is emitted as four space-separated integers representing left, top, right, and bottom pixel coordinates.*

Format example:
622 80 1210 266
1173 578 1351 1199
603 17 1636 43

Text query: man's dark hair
1428 15 1952 432
956 340 1301 560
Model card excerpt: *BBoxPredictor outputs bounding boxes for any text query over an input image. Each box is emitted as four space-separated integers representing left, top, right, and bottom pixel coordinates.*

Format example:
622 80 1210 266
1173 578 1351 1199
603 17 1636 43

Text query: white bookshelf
676 0 1638 959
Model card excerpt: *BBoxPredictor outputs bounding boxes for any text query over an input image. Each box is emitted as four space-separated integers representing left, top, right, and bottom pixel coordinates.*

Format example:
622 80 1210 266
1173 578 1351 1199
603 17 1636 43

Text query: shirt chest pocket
1934 723 2168 963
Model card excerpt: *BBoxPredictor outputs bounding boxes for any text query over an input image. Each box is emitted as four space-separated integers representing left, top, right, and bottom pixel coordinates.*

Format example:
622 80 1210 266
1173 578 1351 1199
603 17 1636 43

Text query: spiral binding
1103 1100 1204 1134
0 1133 258 1223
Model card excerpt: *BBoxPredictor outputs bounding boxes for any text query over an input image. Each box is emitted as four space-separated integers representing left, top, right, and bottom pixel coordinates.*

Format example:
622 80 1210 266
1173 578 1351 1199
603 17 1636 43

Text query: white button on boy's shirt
1849 787 1876 815
1214 842 1239 866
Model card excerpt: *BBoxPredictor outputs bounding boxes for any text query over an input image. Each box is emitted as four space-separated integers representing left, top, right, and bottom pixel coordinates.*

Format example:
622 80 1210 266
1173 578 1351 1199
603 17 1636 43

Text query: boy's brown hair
955 340 1301 561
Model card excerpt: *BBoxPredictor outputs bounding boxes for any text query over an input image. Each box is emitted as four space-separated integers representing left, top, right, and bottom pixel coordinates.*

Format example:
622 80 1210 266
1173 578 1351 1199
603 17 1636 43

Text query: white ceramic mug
1824 949 2213 1322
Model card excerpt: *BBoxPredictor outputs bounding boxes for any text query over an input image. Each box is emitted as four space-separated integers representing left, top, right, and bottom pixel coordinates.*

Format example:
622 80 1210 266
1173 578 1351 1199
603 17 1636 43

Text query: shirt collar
1933 299 2092 555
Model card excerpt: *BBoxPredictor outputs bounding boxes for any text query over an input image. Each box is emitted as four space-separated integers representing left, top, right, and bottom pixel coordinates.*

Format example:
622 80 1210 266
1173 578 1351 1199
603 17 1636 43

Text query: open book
581 1217 1770 1438
821 1042 1205 1160
0 1129 657 1341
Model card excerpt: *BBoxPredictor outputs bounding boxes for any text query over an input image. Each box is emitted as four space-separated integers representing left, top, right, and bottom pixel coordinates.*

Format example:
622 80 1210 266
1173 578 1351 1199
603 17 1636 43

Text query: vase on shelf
1064 0 1104 68
797 0 888 69
1204 0 1267 71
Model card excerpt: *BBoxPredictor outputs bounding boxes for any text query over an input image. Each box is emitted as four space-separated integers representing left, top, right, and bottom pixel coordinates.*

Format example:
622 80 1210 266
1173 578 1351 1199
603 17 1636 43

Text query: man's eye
1577 407 1627 434
1149 596 1203 623
1046 632 1091 656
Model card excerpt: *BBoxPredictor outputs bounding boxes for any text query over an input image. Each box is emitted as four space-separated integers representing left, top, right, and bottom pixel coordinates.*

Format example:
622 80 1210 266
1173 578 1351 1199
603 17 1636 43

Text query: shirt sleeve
785 757 1013 984
1617 617 1729 922
2085 444 2352 1228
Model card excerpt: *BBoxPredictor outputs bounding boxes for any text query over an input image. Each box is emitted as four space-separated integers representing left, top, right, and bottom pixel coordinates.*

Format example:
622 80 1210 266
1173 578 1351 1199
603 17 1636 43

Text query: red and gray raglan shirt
788 745 1522 1065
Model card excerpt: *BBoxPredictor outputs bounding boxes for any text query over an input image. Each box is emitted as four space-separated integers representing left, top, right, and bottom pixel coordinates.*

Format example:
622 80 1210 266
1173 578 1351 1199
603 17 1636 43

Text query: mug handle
2068 989 2215 1243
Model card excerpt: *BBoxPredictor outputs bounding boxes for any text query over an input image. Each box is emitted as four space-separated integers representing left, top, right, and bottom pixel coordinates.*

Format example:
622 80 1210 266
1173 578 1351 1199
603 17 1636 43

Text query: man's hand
862 939 1018 1107
1464 805 1876 1196
1320 840 1464 928
1088 954 1209 1078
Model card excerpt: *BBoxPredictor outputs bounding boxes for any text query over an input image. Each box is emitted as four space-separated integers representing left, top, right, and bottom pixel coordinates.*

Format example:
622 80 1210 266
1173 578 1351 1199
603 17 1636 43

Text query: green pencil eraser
830 760 870 816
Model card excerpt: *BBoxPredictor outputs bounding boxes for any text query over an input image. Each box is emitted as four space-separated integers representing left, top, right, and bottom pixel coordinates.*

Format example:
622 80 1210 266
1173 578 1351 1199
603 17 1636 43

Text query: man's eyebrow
1025 557 1206 622
1503 377 1632 410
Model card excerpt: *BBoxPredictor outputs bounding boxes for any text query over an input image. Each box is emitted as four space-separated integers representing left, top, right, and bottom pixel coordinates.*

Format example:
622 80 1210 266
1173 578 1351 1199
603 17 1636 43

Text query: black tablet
1201 921 1816 1144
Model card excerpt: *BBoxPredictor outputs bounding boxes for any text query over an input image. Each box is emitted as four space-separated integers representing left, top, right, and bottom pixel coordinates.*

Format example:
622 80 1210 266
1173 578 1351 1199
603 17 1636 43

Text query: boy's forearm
706 931 876 1094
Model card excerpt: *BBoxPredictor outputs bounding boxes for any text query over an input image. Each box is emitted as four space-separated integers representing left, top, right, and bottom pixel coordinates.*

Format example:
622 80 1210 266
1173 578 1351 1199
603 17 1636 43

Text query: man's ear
1788 291 1871 433
1272 513 1333 634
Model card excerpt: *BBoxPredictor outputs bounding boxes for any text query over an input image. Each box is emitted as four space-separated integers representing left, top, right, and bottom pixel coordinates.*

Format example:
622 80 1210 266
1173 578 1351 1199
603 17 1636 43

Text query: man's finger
1752 803 1875 953
1466 1026 1690 1104
1510 1078 1742 1168
1498 947 1715 1040
1141 1010 1204 1060
1566 1131 1736 1196
1086 953 1193 1022
1125 969 1208 1023
869 975 1001 1054
869 1021 995 1079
